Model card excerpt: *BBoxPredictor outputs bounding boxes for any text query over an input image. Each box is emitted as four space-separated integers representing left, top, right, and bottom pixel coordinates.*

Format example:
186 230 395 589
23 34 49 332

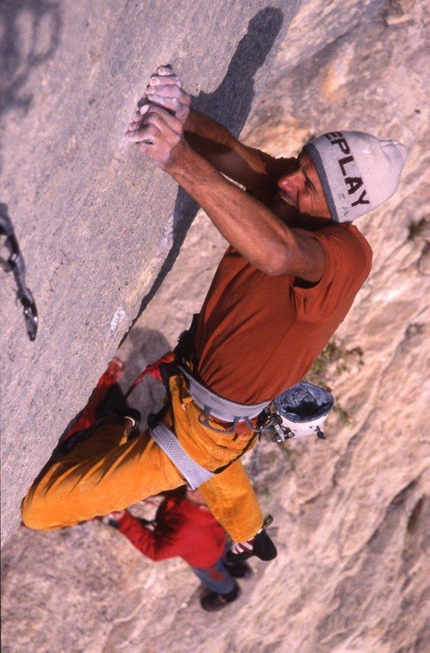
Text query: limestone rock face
2 1 430 652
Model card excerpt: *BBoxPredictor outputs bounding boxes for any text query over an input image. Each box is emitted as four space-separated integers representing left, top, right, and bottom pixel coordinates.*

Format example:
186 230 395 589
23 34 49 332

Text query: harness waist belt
178 365 269 423
149 423 214 490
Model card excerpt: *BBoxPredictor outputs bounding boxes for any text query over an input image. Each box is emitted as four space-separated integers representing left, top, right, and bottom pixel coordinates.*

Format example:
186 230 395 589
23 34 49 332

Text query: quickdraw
0 205 38 341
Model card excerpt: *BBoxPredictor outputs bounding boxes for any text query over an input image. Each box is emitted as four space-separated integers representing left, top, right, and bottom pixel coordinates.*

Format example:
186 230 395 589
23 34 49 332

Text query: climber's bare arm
125 103 326 283
184 109 272 192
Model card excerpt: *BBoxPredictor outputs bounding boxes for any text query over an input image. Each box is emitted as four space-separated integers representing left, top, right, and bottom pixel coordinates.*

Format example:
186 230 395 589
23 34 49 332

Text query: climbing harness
60 337 334 489
119 356 333 489
176 366 333 441
149 422 214 490
0 206 38 341
121 318 335 441
178 364 270 435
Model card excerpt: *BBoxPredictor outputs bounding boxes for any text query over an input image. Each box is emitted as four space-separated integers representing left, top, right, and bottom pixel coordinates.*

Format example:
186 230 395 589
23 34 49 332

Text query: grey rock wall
0 0 300 543
2 0 430 651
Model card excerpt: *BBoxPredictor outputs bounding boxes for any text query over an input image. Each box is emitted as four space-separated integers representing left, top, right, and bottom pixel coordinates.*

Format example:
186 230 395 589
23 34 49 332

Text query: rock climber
21 65 407 564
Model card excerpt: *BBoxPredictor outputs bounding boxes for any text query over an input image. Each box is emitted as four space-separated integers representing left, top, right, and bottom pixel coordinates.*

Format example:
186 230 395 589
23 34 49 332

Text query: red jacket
117 496 226 568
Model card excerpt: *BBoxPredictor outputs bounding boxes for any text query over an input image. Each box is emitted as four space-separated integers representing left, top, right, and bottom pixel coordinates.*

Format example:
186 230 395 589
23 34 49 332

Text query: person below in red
105 486 253 612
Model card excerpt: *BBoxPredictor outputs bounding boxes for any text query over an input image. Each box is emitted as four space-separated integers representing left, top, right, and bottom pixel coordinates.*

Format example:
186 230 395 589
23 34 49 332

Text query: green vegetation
305 338 364 424
306 339 363 386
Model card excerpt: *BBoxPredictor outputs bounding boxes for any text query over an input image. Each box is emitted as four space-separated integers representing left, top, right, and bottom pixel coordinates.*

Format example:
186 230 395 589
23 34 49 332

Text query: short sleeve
293 225 372 321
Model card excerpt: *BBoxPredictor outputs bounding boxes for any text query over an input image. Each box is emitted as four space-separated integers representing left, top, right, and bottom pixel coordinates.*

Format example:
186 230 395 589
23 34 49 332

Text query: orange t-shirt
195 223 372 404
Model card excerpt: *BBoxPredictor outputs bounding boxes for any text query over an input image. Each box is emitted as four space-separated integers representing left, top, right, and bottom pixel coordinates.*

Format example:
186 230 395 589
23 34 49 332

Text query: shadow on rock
0 0 62 118
0 0 62 173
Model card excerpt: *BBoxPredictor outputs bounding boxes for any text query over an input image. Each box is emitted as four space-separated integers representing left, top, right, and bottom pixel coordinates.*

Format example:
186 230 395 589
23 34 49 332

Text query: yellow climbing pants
21 373 263 542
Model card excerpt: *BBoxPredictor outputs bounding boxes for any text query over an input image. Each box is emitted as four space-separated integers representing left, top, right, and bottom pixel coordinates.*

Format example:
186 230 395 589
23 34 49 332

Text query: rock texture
2 0 430 652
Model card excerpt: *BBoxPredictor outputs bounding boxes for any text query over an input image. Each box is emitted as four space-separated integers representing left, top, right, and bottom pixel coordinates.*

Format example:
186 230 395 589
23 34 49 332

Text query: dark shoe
252 528 277 561
200 583 241 612
226 529 277 564
225 560 254 579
